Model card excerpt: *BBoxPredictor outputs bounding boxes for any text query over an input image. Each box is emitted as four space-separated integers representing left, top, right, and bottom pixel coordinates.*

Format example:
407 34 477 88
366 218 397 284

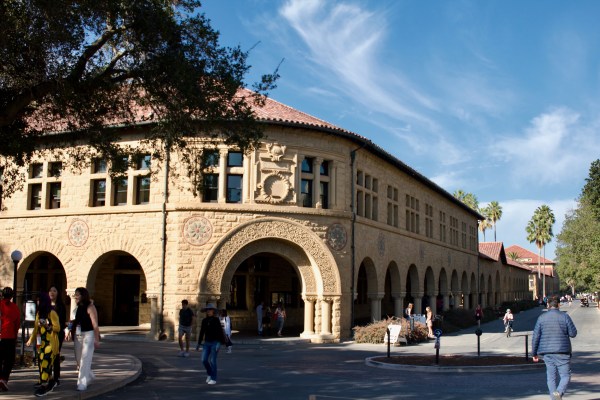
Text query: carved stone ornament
183 216 213 246
378 233 385 257
266 142 287 161
257 172 292 204
326 223 347 251
68 219 89 247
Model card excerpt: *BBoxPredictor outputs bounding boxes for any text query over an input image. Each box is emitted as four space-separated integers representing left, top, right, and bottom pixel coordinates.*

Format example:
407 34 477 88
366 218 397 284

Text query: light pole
10 250 22 301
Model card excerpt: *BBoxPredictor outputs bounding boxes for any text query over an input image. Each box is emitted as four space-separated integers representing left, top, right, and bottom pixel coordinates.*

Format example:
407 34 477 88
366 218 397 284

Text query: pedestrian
425 306 434 339
197 303 226 385
503 309 514 332
49 286 67 388
475 304 484 327
256 301 264 335
0 287 21 392
66 287 100 392
262 306 272 336
275 302 286 337
178 300 194 357
532 295 577 400
219 309 233 353
26 292 60 397
404 303 413 319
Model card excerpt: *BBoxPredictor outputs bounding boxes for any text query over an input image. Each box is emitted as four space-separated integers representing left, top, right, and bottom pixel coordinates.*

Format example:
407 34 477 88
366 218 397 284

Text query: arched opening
23 252 68 307
90 251 149 326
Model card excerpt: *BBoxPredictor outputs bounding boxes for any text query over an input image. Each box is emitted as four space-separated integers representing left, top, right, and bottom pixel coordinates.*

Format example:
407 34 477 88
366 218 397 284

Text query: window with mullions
136 154 151 170
30 163 43 178
48 162 62 177
202 174 218 202
227 151 243 167
203 150 219 168
28 184 42 210
113 178 128 206
93 159 107 174
226 174 242 203
320 182 329 209
302 158 313 173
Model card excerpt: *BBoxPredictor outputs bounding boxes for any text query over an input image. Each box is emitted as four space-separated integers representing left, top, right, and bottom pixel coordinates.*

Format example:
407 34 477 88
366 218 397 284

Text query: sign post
434 329 442 365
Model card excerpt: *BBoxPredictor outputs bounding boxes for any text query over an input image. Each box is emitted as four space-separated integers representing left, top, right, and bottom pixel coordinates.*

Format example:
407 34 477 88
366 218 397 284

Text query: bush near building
353 318 428 344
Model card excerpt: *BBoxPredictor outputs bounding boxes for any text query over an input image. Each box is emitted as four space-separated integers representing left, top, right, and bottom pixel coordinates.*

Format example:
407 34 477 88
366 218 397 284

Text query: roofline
262 119 484 219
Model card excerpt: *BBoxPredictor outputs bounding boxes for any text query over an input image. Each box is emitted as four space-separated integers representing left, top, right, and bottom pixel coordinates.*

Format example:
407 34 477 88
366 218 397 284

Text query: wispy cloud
492 107 600 186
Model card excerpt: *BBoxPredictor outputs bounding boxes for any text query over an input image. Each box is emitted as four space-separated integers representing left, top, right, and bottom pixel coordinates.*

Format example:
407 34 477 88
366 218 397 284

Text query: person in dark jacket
0 287 21 392
197 303 226 385
532 296 577 400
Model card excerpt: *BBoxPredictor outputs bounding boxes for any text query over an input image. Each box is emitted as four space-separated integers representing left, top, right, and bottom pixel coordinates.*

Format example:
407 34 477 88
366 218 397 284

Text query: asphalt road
94 302 600 400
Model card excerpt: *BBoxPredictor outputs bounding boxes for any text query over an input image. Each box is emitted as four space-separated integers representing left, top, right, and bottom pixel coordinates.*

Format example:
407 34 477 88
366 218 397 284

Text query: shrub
353 317 428 344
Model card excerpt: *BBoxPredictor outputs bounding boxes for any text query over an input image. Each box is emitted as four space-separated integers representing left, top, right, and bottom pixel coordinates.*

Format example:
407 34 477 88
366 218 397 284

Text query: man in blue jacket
532 296 577 400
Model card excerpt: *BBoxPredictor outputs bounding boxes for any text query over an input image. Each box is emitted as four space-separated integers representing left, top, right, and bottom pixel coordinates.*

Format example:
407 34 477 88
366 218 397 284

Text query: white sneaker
207 380 217 385
553 391 562 400
206 376 211 383
226 347 232 354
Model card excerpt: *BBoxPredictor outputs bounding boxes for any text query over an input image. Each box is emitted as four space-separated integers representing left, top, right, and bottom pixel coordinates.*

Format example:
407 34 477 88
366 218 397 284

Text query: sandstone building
1 94 532 341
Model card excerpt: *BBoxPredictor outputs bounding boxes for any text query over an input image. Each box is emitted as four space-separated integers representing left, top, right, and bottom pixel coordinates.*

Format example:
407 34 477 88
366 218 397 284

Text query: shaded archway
89 251 149 326
423 267 435 312
406 264 420 313
437 268 449 312
23 252 68 307
383 261 402 318
354 258 378 326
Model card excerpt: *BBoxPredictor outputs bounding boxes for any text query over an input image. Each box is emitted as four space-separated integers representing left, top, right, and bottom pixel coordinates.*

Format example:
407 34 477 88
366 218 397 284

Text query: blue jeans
277 317 285 333
543 354 571 398
202 341 221 381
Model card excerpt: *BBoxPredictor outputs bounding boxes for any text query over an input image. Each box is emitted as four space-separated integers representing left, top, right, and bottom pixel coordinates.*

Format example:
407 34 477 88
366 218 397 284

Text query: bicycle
505 320 513 337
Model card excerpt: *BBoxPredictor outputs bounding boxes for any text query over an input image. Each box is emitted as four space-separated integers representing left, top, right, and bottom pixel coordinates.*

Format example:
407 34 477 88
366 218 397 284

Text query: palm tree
507 251 519 261
526 205 555 299
487 201 503 241
478 206 492 241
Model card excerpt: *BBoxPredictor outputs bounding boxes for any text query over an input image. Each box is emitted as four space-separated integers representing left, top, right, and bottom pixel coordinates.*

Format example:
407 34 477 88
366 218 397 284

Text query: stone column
392 291 405 318
314 157 322 208
320 298 332 335
296 155 304 206
464 292 471 309
147 293 159 339
301 296 316 338
443 293 450 312
242 153 251 203
413 292 424 315
218 148 227 203
369 294 383 322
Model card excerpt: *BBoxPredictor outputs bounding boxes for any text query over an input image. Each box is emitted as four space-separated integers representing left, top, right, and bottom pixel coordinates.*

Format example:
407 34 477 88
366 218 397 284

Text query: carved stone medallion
259 173 292 203
183 216 213 246
68 219 89 247
326 223 347 251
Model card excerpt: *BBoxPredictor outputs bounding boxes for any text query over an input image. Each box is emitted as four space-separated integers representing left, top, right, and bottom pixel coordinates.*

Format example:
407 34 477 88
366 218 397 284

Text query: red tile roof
479 242 504 262
505 245 555 265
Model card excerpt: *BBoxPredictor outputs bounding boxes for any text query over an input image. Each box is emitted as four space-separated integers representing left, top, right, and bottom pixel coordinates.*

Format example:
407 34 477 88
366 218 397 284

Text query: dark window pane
202 174 219 202
113 178 128 206
320 160 329 176
135 177 150 204
203 151 219 168
301 179 312 207
320 181 328 209
29 184 42 209
227 152 243 167
93 159 107 173
136 155 151 170
49 182 61 209
226 175 242 203
31 163 43 178
93 180 106 206
48 162 62 177
301 158 313 173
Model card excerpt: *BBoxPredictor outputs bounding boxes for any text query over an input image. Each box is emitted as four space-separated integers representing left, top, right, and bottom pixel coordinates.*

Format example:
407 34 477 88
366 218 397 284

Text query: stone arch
199 217 340 299
423 266 436 309
15 236 74 291
78 234 156 290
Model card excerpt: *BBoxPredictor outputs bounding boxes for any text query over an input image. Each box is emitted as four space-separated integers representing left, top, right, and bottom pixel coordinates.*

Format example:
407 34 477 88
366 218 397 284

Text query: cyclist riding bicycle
503 309 514 333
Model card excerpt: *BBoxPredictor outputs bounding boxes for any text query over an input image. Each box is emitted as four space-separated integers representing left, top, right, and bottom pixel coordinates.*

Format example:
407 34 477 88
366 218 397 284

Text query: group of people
256 301 286 337
0 286 100 397
404 303 435 339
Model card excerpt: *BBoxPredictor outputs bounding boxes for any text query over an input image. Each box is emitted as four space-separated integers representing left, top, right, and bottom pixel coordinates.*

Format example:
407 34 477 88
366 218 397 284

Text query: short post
524 334 529 361
434 329 442 365
386 328 391 358
475 328 483 356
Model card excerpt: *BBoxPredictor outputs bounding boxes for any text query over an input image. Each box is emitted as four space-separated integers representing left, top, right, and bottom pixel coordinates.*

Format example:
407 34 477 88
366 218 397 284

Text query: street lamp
10 250 22 302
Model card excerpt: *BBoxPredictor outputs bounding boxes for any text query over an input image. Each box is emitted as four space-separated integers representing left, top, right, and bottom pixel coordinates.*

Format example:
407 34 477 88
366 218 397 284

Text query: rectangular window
113 178 128 206
372 197 378 221
135 176 150 205
30 163 43 179
356 170 363 186
226 174 242 203
365 193 372 217
227 152 243 167
356 190 364 216
320 160 329 176
93 159 107 173
302 158 314 173
29 184 42 210
136 154 151 170
320 181 329 209
301 179 313 207
202 174 219 203
48 182 61 209
92 180 106 206
203 150 219 168
48 162 62 177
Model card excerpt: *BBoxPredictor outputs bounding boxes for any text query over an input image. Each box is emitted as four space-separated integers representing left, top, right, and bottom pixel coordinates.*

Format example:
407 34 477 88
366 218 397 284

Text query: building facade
1 95 530 342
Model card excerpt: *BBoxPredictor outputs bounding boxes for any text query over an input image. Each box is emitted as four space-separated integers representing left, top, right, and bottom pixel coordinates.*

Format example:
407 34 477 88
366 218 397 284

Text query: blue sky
201 0 600 259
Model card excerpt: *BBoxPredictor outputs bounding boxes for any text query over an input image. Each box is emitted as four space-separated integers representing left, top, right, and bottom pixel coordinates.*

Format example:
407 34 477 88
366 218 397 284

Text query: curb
365 356 546 373
75 354 142 400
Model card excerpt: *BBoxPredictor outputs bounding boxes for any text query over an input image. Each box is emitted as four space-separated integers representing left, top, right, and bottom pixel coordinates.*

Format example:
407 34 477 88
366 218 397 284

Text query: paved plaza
5 301 599 400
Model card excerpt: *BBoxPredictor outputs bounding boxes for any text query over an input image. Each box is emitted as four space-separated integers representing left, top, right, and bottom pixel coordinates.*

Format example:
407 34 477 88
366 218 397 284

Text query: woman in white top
219 309 232 353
